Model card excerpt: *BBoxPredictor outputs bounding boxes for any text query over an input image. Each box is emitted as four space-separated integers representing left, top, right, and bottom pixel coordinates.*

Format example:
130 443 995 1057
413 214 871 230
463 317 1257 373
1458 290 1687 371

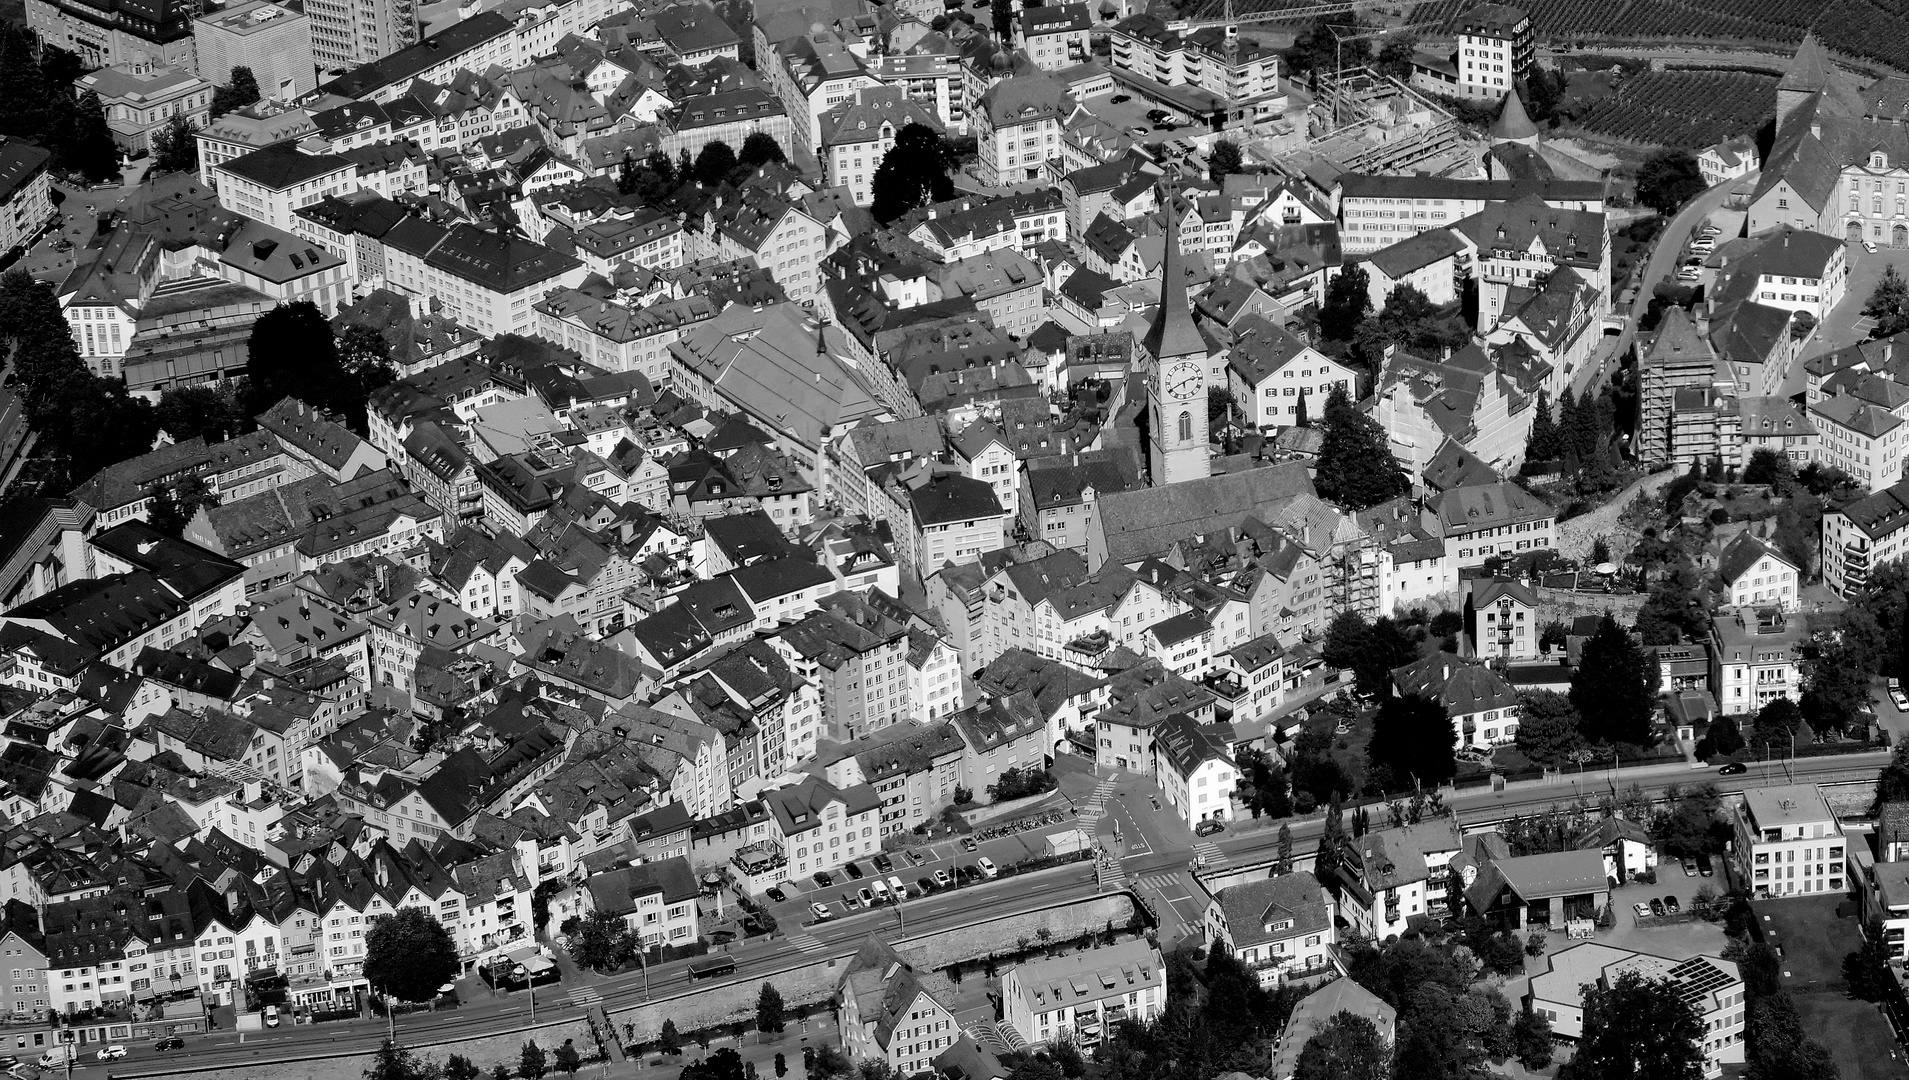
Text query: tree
1355 283 1470 363
1276 824 1294 873
156 384 244 444
67 92 121 184
1514 690 1588 767
694 140 738 185
1512 1007 1553 1069
1843 918 1894 1002
245 300 355 423
870 123 955 224
739 132 787 168
564 908 635 971
519 1041 548 1080
490 1065 510 1080
1319 264 1372 341
987 765 1056 801
444 1055 481 1080
339 323 399 399
659 1019 682 1055
1751 697 1805 749
552 1042 582 1077
1742 448 1795 487
1653 784 1727 860
1314 385 1410 511
1696 715 1745 759
146 473 218 537
1293 1011 1389 1080
1560 970 1706 1080
1524 390 1562 463
364 908 459 1004
1368 693 1457 788
1375 34 1417 81
152 114 199 174
992 0 1012 40
1867 264 1909 339
1208 138 1243 182
1570 614 1659 745
1634 149 1706 215
365 1040 437 1080
1294 389 1309 428
211 66 262 120
684 1048 746 1080
757 983 786 1034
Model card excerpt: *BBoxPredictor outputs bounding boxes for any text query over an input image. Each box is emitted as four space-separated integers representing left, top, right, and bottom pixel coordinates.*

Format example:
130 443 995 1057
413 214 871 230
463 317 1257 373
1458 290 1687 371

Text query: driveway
1797 242 1903 388
1599 180 1739 390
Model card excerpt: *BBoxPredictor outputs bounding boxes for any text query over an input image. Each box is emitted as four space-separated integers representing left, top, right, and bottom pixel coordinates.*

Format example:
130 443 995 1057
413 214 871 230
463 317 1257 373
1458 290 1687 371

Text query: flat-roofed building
194 1 317 102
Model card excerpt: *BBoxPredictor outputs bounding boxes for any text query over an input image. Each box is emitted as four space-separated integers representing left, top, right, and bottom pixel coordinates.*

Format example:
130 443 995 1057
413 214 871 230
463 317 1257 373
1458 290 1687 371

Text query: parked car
1633 901 1653 919
905 849 926 866
858 887 875 906
809 902 833 921
872 853 894 873
765 887 787 903
842 891 860 910
1718 762 1748 776
934 869 952 888
960 837 979 853
844 861 865 880
154 1038 185 1052
1663 895 1680 914
1697 854 1715 877
1128 126 1149 137
977 856 998 878
870 879 890 903
918 876 938 894
265 1005 280 1028
1867 239 1879 254
1649 898 1666 917
1682 858 1699 877
1195 820 1225 837
812 871 834 888
1111 94 1131 103
95 1047 127 1062
1891 687 1909 710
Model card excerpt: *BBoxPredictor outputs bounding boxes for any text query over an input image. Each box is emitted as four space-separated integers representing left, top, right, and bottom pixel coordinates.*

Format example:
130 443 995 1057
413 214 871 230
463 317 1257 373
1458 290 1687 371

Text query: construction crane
1323 19 1446 120
1166 0 1435 70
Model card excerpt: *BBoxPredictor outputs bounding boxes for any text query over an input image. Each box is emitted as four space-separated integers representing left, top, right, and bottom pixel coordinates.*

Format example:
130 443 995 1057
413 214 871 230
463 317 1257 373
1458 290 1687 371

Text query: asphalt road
107 748 1888 1076
1602 179 1740 381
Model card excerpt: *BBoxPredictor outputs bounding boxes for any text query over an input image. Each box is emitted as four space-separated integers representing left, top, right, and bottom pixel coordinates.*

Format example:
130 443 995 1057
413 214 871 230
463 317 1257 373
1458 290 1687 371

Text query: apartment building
74 63 213 156
1423 481 1556 567
1452 2 1533 100
763 777 883 884
1707 607 1805 712
583 856 699 946
974 73 1072 186
1225 315 1358 431
1823 475 1909 596
0 139 54 263
1205 873 1336 987
214 143 355 231
1530 943 1745 1078
908 475 1008 569
1001 940 1165 1049
1108 14 1284 121
819 86 941 207
303 0 419 71
381 219 586 337
1018 4 1091 72
1336 173 1605 255
1718 532 1800 612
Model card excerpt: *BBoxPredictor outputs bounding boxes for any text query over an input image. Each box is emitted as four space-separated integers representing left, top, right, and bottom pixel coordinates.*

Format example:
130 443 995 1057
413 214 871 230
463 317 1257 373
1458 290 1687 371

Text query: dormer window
1876 153 1890 169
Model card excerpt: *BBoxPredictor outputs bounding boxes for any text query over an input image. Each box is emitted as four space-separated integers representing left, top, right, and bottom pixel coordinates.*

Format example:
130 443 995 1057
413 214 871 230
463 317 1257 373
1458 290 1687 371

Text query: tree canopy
246 300 382 431
211 66 261 120
1293 1011 1390 1080
1319 264 1372 341
1560 969 1706 1080
363 908 458 1003
1634 149 1706 215
1514 689 1588 767
738 132 787 168
1570 614 1659 745
1313 385 1410 511
693 140 738 185
870 123 956 224
1208 139 1243 182
1368 692 1457 788
1867 264 1909 340
152 115 199 175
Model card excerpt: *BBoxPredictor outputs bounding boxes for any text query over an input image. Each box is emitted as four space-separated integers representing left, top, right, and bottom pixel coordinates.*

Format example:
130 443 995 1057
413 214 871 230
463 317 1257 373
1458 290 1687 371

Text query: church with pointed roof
1750 32 1909 245
1142 188 1212 488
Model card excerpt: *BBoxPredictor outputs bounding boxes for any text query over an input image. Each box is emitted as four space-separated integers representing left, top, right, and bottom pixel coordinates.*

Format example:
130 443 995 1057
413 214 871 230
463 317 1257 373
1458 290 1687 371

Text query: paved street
1797 242 1903 388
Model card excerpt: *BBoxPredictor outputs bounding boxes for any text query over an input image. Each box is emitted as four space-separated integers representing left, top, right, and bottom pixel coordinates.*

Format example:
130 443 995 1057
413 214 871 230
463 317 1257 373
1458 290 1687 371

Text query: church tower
1142 194 1211 488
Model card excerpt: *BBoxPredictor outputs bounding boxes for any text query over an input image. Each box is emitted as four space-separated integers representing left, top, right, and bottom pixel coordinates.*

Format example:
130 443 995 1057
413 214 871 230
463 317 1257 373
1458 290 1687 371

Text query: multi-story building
1151 713 1235 831
1718 532 1800 612
0 138 54 264
534 290 717 385
818 86 941 207
1529 943 1745 1078
1326 819 1463 940
908 475 1007 569
1017 4 1091 72
1108 14 1284 122
1205 873 1336 986
762 777 883 884
772 30 880 155
1809 390 1907 491
214 143 354 231
1707 607 1805 712
194 2 317 101
1335 173 1605 256
1451 2 1533 100
1391 651 1522 750
195 102 317 188
582 856 699 947
1467 577 1539 662
1423 481 1555 568
381 220 586 337
74 62 213 156
774 602 912 742
1733 783 1844 898
1822 475 1909 596
838 938 960 1076
974 73 1072 186
1000 940 1165 1049
303 0 419 72
27 0 197 70
1225 315 1358 432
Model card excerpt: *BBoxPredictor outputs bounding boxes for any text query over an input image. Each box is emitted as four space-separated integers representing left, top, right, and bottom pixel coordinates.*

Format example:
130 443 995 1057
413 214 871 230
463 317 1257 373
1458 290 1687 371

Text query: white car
1632 902 1653 920
96 1046 128 1061
1866 239 1879 253
809 902 833 921
1890 688 1908 711
977 856 998 878
933 869 952 888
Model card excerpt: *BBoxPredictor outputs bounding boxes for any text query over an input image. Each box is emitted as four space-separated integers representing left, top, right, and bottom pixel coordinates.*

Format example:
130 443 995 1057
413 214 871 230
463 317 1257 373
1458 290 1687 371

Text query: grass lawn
1755 897 1909 1080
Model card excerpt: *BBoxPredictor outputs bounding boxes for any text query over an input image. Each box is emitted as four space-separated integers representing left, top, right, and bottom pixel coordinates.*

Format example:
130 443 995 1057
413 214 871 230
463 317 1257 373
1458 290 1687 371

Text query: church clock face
1165 360 1203 401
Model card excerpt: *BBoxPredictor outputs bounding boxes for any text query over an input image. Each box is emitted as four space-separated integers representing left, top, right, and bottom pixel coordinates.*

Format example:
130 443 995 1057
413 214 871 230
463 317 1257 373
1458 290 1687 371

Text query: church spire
1140 186 1206 362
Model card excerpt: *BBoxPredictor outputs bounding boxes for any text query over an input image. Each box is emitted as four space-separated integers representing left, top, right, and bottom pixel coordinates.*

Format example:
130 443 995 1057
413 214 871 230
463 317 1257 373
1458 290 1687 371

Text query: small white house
1151 712 1237 830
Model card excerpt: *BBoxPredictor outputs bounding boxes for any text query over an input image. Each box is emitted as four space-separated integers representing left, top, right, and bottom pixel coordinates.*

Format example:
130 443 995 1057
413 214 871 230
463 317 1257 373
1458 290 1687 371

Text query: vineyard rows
1572 69 1776 147
1409 0 1909 75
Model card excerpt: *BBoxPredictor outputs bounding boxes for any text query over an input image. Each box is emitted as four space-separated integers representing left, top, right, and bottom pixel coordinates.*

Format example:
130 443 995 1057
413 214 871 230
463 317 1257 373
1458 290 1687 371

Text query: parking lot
1071 89 1201 146
759 813 1088 929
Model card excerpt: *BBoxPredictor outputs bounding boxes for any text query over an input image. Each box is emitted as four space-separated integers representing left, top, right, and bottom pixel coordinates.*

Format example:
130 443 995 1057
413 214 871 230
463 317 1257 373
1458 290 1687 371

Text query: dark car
1697 854 1715 877
872 853 894 873
155 1038 185 1052
1649 897 1666 917
1718 761 1748 776
1663 895 1680 914
918 876 938 893
960 836 979 852
1111 94 1131 103
844 861 865 879
765 887 788 903
812 871 834 888
1195 820 1225 837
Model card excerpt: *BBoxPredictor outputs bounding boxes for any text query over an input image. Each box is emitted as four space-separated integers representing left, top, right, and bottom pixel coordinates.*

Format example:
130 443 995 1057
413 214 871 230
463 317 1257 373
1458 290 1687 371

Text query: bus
687 955 736 981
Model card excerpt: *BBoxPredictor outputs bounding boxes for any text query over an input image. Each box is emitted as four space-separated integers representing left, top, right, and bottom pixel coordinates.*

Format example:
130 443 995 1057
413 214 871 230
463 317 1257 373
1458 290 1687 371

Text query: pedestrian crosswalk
1193 841 1227 869
1078 778 1117 832
787 933 827 953
1135 872 1186 895
566 986 602 1007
